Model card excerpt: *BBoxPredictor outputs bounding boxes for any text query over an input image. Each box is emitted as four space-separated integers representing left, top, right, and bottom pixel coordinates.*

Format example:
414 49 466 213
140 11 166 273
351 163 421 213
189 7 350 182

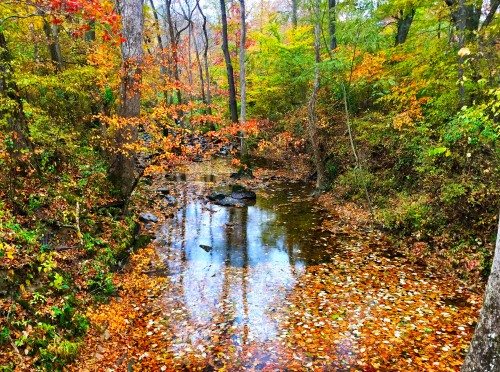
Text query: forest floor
71 159 482 371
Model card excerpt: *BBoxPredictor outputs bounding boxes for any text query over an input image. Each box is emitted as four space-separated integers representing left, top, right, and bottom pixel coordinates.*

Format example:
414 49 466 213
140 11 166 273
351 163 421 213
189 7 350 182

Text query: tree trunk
307 0 325 191
0 31 34 169
196 0 212 108
328 0 337 50
109 0 144 200
42 20 63 70
462 213 500 372
187 22 193 100
165 0 182 104
220 0 238 123
395 8 415 46
481 0 499 30
445 0 481 38
457 0 466 106
239 0 247 156
192 24 206 102
291 0 298 27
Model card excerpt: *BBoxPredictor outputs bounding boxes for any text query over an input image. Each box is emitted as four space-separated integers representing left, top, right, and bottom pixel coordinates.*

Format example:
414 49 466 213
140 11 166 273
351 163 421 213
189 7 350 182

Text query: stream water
154 163 334 351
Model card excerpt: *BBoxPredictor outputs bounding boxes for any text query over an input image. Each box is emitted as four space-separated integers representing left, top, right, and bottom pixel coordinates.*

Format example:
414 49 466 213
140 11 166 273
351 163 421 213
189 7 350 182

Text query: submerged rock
199 244 213 252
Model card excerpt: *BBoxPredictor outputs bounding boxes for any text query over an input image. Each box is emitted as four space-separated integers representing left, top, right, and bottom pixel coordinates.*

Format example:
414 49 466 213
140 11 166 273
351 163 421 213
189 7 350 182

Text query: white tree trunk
462 213 500 371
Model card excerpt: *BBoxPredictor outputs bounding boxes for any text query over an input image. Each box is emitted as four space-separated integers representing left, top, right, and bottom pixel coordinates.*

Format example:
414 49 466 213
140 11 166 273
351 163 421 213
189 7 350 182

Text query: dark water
155 168 333 343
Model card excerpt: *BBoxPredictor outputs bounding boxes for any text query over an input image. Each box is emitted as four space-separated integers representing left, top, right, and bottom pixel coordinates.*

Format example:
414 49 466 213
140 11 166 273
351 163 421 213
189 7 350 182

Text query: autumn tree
306 0 325 190
109 0 144 199
219 0 238 123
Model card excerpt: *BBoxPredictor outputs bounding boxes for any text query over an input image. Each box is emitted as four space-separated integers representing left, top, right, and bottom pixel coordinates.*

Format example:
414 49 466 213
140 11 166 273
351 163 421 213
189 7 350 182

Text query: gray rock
231 190 256 200
139 212 158 223
163 195 177 206
214 197 245 207
157 187 169 195
207 192 226 201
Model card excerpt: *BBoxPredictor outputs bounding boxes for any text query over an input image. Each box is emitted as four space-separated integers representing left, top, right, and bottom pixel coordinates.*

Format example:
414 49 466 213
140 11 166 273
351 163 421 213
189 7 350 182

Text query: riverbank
71 159 482 371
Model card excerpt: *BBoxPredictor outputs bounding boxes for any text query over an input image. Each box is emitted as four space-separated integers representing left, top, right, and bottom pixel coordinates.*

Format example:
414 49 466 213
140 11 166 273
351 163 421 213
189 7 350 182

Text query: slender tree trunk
196 0 212 109
192 25 206 102
187 24 193 100
149 0 169 101
395 8 415 46
42 20 63 70
328 0 337 50
307 0 325 191
239 0 247 156
291 0 298 27
457 0 466 106
165 0 182 104
220 0 239 123
481 0 499 29
109 0 144 200
462 213 500 371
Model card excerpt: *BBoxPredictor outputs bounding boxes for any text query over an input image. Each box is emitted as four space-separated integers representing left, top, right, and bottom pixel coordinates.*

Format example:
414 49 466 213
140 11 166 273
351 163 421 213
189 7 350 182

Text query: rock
156 187 169 195
163 195 177 206
214 197 245 207
139 212 158 223
199 244 212 252
231 185 257 200
231 190 257 200
230 168 254 180
207 192 226 201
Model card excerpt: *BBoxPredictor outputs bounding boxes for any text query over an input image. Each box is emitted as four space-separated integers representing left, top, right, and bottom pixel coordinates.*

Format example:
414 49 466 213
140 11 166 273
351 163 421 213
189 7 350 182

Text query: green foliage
247 24 314 119
379 194 434 234
87 270 116 300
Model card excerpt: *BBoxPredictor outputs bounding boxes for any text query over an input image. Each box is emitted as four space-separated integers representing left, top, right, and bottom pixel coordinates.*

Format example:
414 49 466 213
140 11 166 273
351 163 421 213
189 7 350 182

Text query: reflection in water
155 172 330 347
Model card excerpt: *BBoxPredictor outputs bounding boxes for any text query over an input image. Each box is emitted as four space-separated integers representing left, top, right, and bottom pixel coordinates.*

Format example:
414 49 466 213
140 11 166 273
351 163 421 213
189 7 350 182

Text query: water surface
155 166 333 347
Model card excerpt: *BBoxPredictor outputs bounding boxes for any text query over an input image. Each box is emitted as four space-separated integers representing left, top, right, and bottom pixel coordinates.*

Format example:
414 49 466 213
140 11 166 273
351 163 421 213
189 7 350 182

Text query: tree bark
196 0 212 107
481 0 499 30
291 0 298 27
192 24 206 102
42 20 63 70
328 0 337 50
462 213 500 372
219 0 238 123
395 8 415 46
239 0 247 156
165 0 182 104
109 0 144 200
307 0 325 191
445 0 481 38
